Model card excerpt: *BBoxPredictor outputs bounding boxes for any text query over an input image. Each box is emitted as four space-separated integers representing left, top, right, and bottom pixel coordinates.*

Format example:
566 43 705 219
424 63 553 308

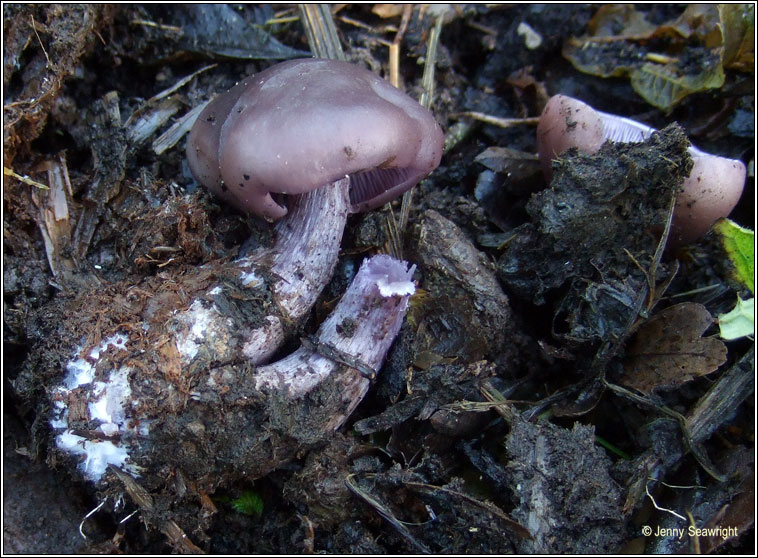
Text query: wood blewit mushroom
45 60 436 490
182 58 443 364
536 94 746 246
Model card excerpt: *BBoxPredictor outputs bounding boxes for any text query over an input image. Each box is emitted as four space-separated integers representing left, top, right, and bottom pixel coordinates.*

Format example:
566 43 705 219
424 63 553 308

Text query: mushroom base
23 254 413 540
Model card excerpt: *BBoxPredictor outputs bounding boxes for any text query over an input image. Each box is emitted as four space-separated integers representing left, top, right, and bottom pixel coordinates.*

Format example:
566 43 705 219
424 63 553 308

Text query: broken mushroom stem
51 254 415 484
252 254 416 434
536 94 746 246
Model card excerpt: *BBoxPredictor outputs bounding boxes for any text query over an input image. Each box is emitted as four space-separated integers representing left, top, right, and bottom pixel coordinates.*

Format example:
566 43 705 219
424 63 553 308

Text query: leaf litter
3 4 753 554
621 302 728 395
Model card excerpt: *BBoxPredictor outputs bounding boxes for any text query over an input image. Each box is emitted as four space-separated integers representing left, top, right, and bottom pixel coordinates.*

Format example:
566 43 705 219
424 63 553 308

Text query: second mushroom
536 94 746 246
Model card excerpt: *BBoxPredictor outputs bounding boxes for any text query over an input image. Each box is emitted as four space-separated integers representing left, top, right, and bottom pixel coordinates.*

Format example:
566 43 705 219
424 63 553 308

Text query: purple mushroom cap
187 58 444 221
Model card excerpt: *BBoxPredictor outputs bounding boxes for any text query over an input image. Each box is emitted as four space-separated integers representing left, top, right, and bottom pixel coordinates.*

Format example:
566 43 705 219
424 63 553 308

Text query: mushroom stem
235 177 350 364
253 254 415 433
169 177 350 368
261 176 350 319
50 254 414 483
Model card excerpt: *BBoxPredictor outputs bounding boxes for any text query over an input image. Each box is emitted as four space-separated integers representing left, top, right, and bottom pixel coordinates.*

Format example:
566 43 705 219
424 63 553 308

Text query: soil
3 4 754 554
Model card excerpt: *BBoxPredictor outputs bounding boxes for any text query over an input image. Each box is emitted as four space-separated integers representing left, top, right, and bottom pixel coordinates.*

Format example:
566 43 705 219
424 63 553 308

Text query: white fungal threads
236 255 264 287
88 367 132 436
50 333 144 482
239 269 263 287
61 333 128 389
174 299 218 361
55 432 132 482
174 280 244 363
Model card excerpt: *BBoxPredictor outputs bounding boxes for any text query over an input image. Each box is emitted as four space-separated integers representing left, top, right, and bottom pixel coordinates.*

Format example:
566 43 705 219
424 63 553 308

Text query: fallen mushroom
536 94 746 246
181 58 442 364
50 254 415 484
44 59 437 488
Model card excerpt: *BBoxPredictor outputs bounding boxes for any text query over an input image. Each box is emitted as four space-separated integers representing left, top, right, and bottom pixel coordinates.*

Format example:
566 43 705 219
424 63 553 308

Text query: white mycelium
236 256 264 287
174 299 219 361
51 333 143 482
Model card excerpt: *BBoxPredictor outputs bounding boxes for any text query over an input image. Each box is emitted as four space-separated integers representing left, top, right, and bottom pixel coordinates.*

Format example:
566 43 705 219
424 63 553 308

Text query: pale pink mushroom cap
672 152 746 245
536 94 604 179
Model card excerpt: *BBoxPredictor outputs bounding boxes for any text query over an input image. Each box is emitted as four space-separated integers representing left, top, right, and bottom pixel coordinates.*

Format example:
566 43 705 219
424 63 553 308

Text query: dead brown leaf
621 302 727 394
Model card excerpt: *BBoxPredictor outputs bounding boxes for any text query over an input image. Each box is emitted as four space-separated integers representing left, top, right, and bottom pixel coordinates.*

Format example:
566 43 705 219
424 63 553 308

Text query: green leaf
713 218 755 294
630 59 725 112
718 297 754 340
561 4 741 111
232 490 264 516
719 3 755 71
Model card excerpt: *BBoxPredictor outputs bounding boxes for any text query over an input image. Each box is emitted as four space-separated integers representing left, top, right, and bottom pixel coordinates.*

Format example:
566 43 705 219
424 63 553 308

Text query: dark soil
3 4 754 554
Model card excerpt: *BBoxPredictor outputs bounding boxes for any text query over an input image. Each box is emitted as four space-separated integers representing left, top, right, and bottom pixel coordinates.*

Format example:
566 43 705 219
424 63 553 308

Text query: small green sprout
231 490 264 517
